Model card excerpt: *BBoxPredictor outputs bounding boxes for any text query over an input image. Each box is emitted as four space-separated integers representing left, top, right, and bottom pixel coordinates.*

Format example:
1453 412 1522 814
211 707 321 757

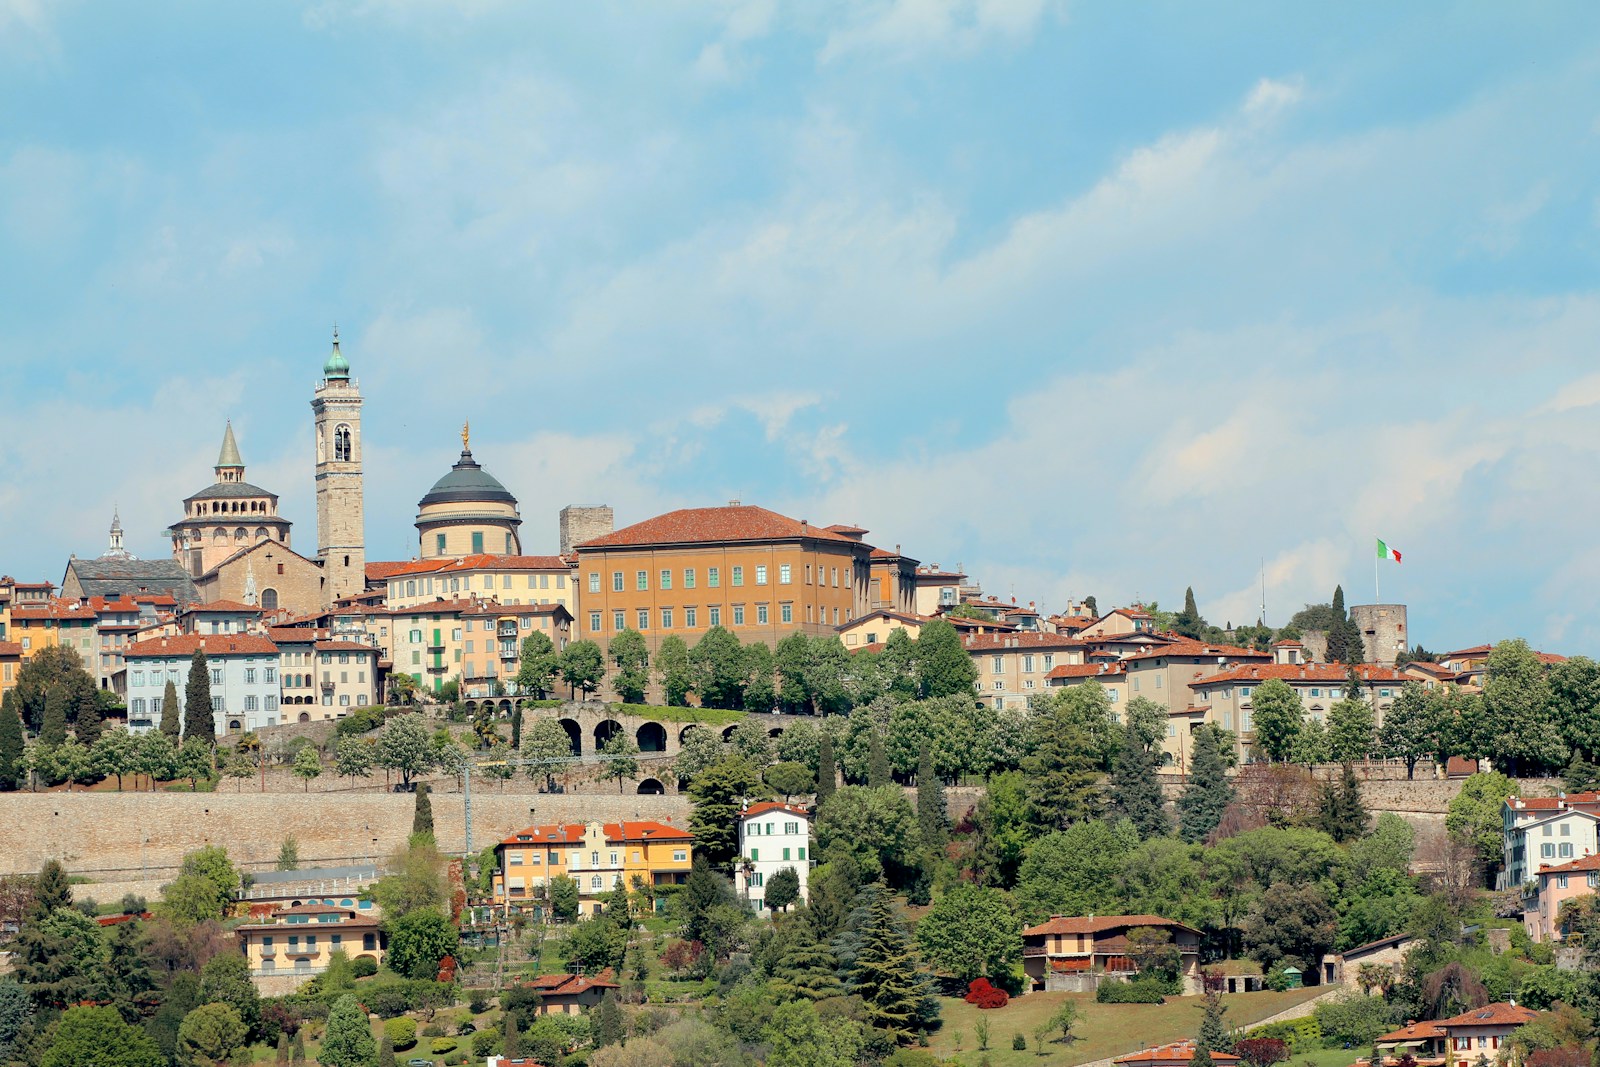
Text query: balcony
497 625 518 638
320 680 334 691
427 642 446 652
499 648 518 661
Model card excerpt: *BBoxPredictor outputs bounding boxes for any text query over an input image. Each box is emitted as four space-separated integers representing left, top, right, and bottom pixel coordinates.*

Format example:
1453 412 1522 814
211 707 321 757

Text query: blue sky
3 1 1600 654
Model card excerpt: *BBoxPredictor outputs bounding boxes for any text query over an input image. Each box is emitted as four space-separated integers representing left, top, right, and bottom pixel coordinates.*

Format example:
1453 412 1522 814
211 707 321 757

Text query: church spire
217 421 244 472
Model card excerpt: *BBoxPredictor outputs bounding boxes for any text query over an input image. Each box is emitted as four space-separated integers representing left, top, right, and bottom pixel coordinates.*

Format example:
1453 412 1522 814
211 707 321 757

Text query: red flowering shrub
1235 1038 1290 1067
964 978 1009 1009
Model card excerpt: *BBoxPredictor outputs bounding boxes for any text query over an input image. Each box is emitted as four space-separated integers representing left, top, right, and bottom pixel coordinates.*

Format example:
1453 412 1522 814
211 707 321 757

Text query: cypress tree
40 686 69 747
1178 726 1233 844
291 1030 306 1067
593 990 624 1047
1315 762 1369 844
511 702 523 750
816 731 837 804
916 743 947 850
413 784 435 837
868 730 891 789
275 1033 289 1066
503 1010 521 1057
184 650 215 744
160 680 181 740
378 1034 397 1067
1108 721 1171 839
0 690 24 791
848 885 936 1042
75 694 103 747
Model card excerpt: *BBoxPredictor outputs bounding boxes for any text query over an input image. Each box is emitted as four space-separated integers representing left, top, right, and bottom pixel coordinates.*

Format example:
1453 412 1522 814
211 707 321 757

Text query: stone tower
559 505 614 556
311 328 366 605
1351 603 1408 665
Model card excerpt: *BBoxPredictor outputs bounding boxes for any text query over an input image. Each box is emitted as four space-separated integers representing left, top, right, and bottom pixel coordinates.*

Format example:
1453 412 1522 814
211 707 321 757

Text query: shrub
421 1023 445 1038
1095 978 1170 1004
470 1030 499 1058
467 993 490 1014
1235 1038 1291 1067
430 1038 458 1055
1245 1018 1322 1053
963 979 1010 1010
384 1017 418 1051
444 1056 466 1067
364 987 414 1019
1012 1033 1027 1051
351 957 378 979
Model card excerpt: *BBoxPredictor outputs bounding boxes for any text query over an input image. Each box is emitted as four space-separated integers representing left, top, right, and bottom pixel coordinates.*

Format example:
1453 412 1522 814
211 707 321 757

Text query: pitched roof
373 554 569 578
314 640 379 653
1124 638 1270 663
1536 853 1600 876
1190 663 1411 687
1045 663 1128 680
742 802 811 820
1115 1043 1241 1065
126 634 278 658
521 970 619 996
1377 1022 1447 1043
11 599 99 621
576 505 861 549
182 600 261 614
62 558 199 603
1022 914 1197 937
961 632 1089 652
1435 1003 1539 1028
0 641 22 657
499 820 692 847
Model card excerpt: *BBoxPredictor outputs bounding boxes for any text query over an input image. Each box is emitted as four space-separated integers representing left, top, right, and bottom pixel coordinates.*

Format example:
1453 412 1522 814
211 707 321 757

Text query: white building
123 634 282 736
1501 794 1600 888
737 802 812 912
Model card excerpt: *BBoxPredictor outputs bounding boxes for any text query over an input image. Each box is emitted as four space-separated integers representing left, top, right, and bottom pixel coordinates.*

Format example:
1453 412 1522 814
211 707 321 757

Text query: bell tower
311 327 366 605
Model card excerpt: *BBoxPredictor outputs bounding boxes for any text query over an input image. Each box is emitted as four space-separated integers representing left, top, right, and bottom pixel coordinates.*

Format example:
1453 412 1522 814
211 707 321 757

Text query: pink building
1525 853 1600 943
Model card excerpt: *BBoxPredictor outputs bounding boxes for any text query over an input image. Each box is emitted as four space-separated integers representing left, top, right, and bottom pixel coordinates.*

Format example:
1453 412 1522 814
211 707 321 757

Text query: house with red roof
123 633 282 736
1370 1020 1449 1067
1188 662 1411 762
1021 915 1201 994
1502 793 1600 888
492 820 694 917
737 801 812 912
1436 1003 1540 1067
1115 1043 1241 1067
1524 852 1600 942
517 968 620 1015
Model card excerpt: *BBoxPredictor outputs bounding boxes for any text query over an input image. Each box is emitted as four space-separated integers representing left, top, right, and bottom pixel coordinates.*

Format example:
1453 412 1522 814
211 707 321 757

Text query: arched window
255 527 268 540
234 527 248 542
261 589 279 610
212 529 227 544
334 425 351 462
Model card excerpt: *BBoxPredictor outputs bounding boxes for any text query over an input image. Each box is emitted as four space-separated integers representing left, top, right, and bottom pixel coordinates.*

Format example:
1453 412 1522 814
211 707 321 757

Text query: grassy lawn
1282 1048 1364 1067
613 703 747 726
930 987 1327 1066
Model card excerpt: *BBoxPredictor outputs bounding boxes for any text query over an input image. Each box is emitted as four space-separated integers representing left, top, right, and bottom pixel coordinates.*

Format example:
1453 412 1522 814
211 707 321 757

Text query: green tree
915 743 948 850
1446 770 1518 867
40 685 69 747
1197 986 1231 1052
377 1034 396 1067
1315 763 1368 844
656 635 694 706
915 619 978 698
199 952 261 1037
134 730 175 790
764 998 863 1067
728 715 775 765
412 783 435 839
816 729 838 802
376 713 433 786
1174 586 1206 640
1178 725 1234 843
321 995 377 1067
1125 695 1168 754
868 728 891 788
1291 717 1331 766
1380 683 1443 778
1020 696 1102 830
181 844 241 904
90 726 137 790
160 680 181 740
771 913 843 1001
334 735 374 784
817 785 917 883
277 836 300 871
1245 882 1337 973
1549 655 1600 762
548 875 579 921
848 886 938 1042
914 884 1020 984
1109 719 1171 839
0 692 23 790
608 629 650 704
1250 679 1304 762
74 690 103 747
384 911 458 980
688 757 766 870
178 1003 248 1066
515 631 558 697
765 761 814 800
13 645 96 734
1328 698 1376 763
764 867 801 912
558 640 605 699
14 906 104 1010
1015 820 1132 923
593 990 624 1048
183 649 215 744
41 1005 164 1067
776 631 813 713
967 769 1030 887
292 744 322 791
521 717 575 790
0 979 32 1062
598 729 640 792
1049 1000 1081 1045
689 626 746 709
1483 639 1568 775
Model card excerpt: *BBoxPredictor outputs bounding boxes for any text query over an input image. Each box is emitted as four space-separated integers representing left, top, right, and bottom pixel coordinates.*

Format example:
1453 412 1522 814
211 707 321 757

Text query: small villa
235 902 385 990
1021 914 1202 994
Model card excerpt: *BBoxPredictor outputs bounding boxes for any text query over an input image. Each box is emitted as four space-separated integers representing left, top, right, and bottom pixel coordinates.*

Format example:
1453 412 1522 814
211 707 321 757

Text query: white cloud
818 0 1051 64
1243 76 1304 119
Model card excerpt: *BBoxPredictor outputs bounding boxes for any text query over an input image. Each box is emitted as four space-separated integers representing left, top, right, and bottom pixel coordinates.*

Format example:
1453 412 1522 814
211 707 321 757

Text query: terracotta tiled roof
183 600 261 614
386 598 484 616
962 632 1089 652
1045 663 1127 680
126 634 278 658
462 603 571 617
825 524 869 535
1377 1022 1447 1043
1535 853 1600 876
577 505 862 549
1115 1043 1241 1065
1190 663 1411 687
374 555 570 578
499 820 692 848
1444 645 1494 658
1023 914 1197 937
268 627 318 644
1509 793 1600 811
314 640 378 653
522 970 619 996
742 802 810 819
1124 639 1270 662
0 641 22 657
12 599 98 620
1435 1003 1539 1028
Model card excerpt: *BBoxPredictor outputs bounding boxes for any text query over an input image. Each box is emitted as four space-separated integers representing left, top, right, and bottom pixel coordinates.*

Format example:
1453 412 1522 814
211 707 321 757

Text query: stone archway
298 712 310 724
721 725 738 742
594 719 622 749
637 778 665 794
558 718 583 757
637 722 667 753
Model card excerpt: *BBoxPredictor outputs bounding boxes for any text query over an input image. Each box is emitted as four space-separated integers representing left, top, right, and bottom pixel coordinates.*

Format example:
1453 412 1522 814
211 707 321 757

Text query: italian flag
1376 538 1402 563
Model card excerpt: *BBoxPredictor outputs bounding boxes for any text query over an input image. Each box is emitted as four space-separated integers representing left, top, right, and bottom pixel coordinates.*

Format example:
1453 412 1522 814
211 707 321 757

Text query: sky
3 1 1600 654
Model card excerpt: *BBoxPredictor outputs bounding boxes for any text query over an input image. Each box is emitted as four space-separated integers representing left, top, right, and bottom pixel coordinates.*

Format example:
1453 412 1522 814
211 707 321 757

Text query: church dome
418 449 518 508
324 330 350 380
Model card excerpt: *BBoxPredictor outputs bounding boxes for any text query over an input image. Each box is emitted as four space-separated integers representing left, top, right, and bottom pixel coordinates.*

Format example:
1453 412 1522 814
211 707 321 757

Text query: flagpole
1375 538 1380 603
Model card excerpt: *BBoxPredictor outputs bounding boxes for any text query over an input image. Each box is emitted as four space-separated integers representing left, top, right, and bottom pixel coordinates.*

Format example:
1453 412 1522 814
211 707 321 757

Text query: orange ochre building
491 820 693 917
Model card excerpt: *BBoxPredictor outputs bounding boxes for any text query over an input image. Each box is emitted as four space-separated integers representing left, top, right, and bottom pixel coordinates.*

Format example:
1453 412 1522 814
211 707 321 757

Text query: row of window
1554 871 1600 889
506 847 690 868
394 571 568 599
746 847 806 862
746 821 804 836
434 531 516 555
987 653 1060 674
595 562 852 595
586 603 849 634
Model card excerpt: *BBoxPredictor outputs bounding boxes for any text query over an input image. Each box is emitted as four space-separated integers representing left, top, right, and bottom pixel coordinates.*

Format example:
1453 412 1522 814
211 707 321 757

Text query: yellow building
384 598 476 695
9 599 98 661
235 903 386 987
573 504 876 661
460 602 572 705
492 820 694 917
415 427 523 559
379 554 576 615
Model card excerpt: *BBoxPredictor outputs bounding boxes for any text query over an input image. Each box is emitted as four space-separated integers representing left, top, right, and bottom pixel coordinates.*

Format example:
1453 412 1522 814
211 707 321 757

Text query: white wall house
123 634 282 736
737 802 812 912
